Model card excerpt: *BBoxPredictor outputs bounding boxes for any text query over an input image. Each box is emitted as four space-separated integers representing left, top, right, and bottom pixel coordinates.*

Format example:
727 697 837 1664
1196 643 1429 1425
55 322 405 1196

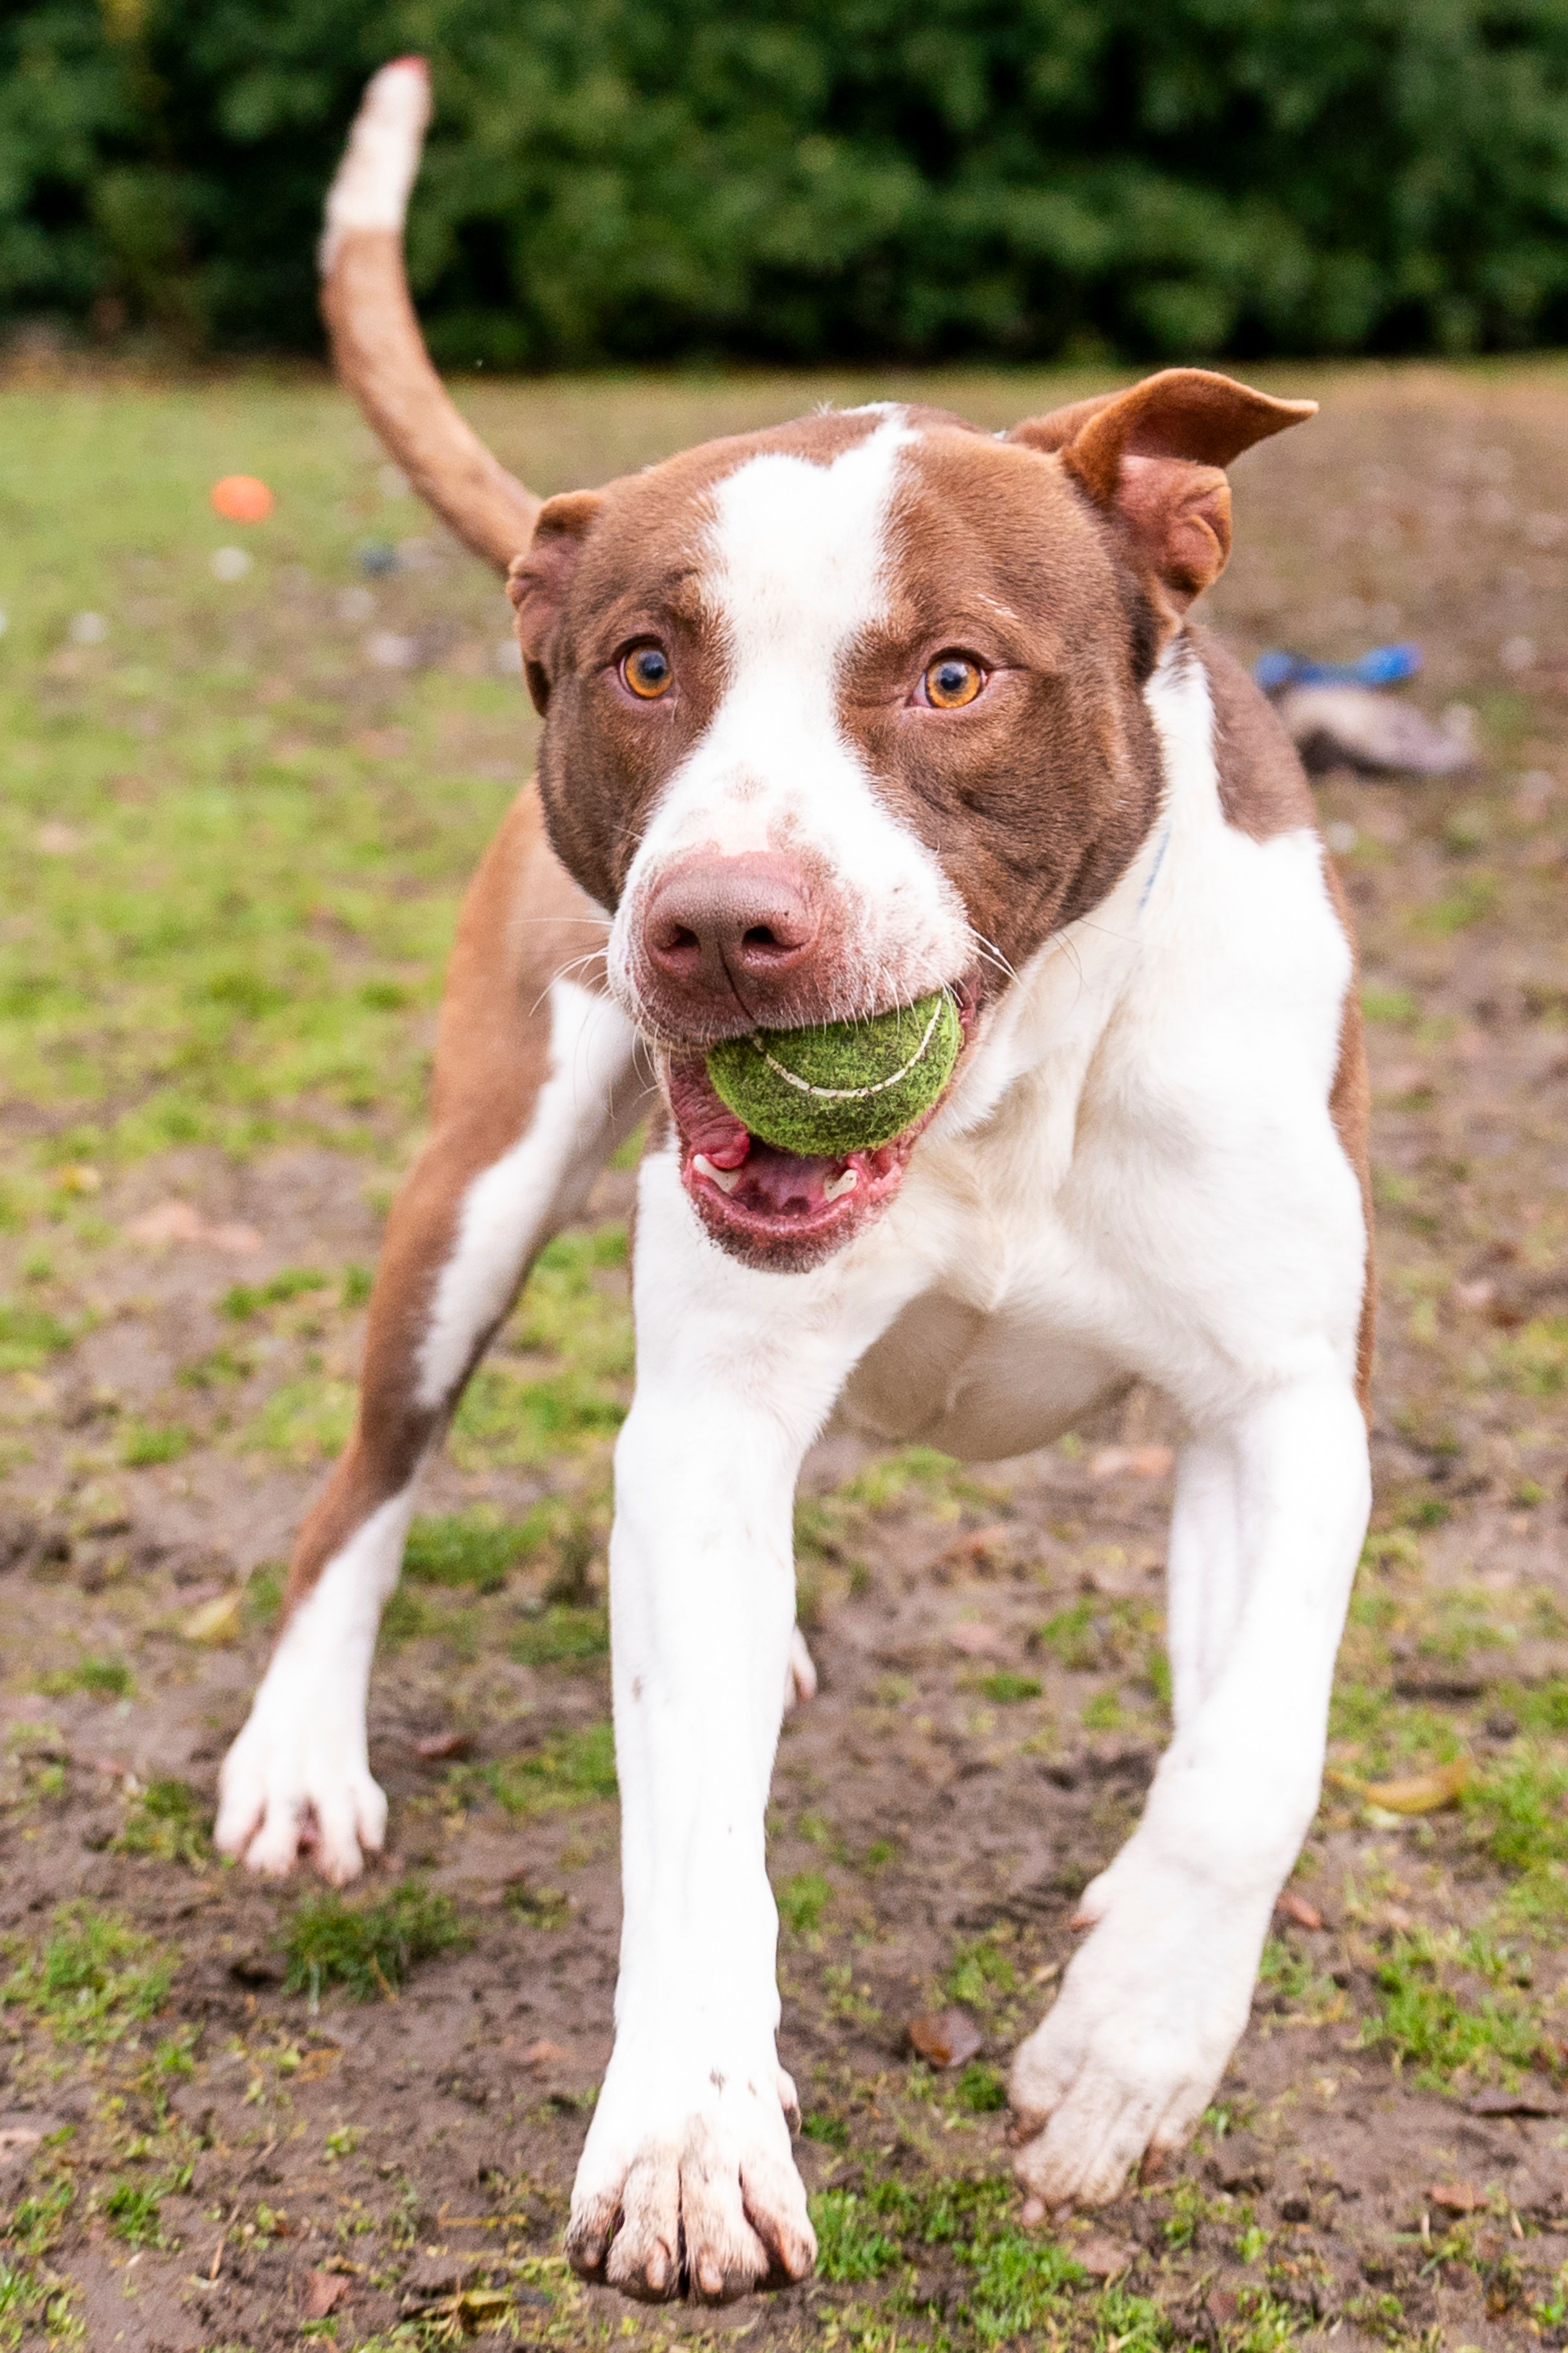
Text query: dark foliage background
7 0 1568 364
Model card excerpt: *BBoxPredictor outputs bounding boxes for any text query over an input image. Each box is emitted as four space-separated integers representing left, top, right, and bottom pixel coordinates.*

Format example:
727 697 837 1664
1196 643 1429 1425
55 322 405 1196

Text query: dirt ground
2 359 1568 2352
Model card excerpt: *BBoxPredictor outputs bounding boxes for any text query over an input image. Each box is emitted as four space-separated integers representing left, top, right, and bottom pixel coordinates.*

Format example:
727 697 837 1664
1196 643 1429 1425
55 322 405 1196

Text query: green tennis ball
706 991 961 1158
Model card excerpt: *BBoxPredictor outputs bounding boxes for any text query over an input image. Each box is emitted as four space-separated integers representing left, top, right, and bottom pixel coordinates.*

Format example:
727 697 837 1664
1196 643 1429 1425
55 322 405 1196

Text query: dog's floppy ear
507 490 606 714
1011 368 1315 632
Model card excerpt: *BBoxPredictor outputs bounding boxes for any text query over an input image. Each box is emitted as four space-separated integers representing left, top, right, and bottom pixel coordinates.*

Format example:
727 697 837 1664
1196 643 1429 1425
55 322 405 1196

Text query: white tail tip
320 57 432 275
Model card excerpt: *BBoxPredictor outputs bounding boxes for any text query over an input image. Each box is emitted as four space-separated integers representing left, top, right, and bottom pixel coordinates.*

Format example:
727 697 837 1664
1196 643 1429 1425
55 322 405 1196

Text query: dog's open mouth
665 991 974 1270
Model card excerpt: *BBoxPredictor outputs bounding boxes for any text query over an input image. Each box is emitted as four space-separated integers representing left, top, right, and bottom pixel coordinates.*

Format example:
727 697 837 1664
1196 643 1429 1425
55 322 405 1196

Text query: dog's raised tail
320 59 540 574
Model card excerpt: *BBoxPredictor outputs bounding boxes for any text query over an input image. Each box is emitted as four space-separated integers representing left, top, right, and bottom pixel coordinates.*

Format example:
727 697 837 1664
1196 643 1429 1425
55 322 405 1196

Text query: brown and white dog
217 59 1374 2304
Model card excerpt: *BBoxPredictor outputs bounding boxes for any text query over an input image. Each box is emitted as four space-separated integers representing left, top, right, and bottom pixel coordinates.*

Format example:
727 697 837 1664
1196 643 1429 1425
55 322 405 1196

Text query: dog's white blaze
608 411 970 1021
416 978 640 1412
320 57 429 270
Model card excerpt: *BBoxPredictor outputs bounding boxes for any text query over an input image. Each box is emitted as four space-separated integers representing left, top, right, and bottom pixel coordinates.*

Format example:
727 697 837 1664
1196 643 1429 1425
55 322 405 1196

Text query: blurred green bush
6 0 1568 363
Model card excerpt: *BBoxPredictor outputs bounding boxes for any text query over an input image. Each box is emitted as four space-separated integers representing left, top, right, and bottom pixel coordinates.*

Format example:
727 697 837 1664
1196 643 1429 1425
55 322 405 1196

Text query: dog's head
324 61 1314 1271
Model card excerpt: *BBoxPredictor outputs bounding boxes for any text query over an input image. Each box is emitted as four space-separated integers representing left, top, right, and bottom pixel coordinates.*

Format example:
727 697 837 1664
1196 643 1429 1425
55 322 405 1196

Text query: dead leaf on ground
412 1729 473 1761
518 2038 566 2068
183 1589 244 1645
1363 1757 1472 1814
947 1622 1005 1657
126 1199 262 1254
1089 1445 1175 1480
934 1523 1013 1569
1429 2181 1485 2214
1276 1890 1325 1931
1077 2235 1134 2279
293 2046 341 2082
301 2270 347 2318
906 2007 982 2069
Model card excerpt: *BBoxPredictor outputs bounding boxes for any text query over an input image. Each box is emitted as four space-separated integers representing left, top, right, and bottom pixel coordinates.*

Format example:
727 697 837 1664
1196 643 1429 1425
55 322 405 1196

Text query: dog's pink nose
644 854 820 1007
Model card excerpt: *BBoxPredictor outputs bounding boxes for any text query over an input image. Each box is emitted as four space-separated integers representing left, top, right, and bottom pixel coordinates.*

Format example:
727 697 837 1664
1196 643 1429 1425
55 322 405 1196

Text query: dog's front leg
1010 1373 1370 2205
566 1173 903 2303
567 1387 808 2302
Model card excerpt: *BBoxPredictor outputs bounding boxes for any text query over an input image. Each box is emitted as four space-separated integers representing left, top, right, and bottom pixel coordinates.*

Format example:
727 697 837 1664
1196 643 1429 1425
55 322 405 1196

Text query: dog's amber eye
923 653 984 709
622 645 673 700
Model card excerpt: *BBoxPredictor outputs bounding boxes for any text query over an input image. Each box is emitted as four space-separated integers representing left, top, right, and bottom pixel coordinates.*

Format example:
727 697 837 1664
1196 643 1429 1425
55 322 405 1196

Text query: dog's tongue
666 1056 751 1168
666 1050 901 1226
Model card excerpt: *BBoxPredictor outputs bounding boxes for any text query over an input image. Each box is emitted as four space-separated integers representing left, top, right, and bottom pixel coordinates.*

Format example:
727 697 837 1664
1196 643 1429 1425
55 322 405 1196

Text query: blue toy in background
1254 642 1422 694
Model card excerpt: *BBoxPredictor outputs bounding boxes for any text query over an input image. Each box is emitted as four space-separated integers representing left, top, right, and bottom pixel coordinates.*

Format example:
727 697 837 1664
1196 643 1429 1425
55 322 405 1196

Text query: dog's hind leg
216 791 650 1882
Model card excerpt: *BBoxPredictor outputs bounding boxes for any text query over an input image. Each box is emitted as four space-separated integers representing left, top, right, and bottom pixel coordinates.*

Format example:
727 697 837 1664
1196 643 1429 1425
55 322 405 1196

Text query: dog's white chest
839 1274 1129 1458
836 1091 1135 1458
835 746 1365 1460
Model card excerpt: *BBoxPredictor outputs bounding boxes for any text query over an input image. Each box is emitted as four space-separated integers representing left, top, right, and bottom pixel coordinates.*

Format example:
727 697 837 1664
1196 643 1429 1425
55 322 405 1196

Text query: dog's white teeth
823 1168 859 1202
693 1153 740 1195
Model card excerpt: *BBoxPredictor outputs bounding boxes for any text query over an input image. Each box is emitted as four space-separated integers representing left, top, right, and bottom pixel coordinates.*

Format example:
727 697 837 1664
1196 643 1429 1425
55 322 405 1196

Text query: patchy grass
809 2174 1098 2340
510 1226 633 1377
976 1670 1043 1704
450 1365 625 1466
1256 1935 1343 2024
120 1419 193 1468
219 1266 330 1319
2 1905 171 2044
836 1444 983 1515
281 1879 471 2005
247 1373 356 1464
440 1227 634 1473
779 1871 833 1937
508 1603 609 1666
942 1933 1019 2016
474 1722 618 1814
102 2173 180 2248
405 1508 534 1595
0 2253 77 2351
35 1653 132 1699
954 2061 1009 2112
1466 1749 1568 1874
810 2188 902 2282
0 380 529 1166
500 1878 571 1929
114 1777 211 1869
1329 1687 1468 1778
1033 1596 1148 1675
0 1300 72 1372
1363 1927 1547 2085
1502 1677 1568 1735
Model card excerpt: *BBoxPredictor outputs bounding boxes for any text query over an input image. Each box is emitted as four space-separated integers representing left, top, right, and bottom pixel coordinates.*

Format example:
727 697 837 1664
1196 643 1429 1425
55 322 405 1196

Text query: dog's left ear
507 489 607 714
1011 368 1315 631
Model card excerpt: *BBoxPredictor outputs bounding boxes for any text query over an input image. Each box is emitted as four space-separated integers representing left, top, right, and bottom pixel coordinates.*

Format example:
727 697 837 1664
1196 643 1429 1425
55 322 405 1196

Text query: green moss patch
2 1905 171 2045
281 1879 471 2005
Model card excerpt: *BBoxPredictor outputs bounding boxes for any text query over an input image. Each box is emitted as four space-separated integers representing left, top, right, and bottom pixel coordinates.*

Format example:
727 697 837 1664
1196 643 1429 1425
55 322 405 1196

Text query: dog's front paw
568 2044 815 2303
1008 1846 1268 2206
215 1662 384 1885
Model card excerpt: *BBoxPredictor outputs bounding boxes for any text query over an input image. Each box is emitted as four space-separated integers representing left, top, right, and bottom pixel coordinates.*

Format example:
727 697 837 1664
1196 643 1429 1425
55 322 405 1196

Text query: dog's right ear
1010 369 1314 638
507 491 606 715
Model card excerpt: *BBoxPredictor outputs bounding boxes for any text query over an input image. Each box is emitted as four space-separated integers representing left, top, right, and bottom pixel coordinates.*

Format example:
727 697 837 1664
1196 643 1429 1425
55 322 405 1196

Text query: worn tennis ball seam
746 995 947 1104
706 990 960 1158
